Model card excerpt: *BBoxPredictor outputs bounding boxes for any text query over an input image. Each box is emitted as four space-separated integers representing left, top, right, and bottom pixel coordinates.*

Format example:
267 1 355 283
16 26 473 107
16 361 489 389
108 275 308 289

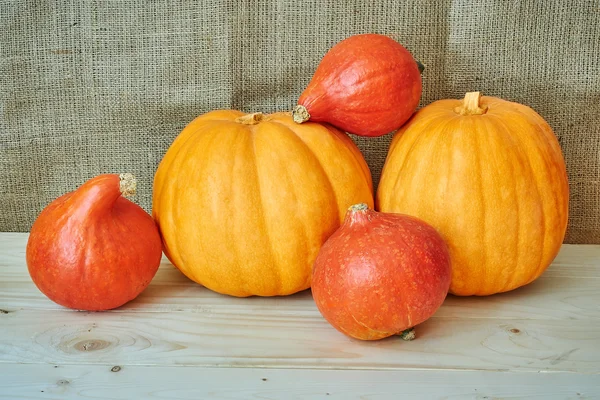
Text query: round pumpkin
377 92 569 296
153 110 373 297
312 203 451 341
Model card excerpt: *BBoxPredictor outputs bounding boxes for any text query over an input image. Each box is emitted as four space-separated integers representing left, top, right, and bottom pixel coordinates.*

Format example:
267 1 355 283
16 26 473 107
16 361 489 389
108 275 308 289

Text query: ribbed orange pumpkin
153 110 373 297
377 92 569 296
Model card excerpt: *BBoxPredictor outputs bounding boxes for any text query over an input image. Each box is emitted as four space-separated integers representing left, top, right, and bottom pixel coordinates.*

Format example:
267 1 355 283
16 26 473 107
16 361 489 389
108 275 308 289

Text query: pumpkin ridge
487 116 521 294
507 104 569 202
272 115 374 223
256 120 325 293
217 122 268 296
510 111 559 249
494 115 527 293
171 126 225 286
249 127 281 296
470 117 489 295
475 116 517 294
313 122 374 198
229 129 252 296
388 114 458 204
153 118 225 257
161 125 221 283
330 129 374 197
269 118 342 222
489 114 544 293
505 108 563 282
498 102 561 159
520 110 569 280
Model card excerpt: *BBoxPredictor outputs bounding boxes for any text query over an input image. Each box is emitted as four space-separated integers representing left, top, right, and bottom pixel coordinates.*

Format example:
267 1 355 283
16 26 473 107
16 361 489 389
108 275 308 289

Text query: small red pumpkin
26 173 162 311
293 33 422 137
311 203 451 341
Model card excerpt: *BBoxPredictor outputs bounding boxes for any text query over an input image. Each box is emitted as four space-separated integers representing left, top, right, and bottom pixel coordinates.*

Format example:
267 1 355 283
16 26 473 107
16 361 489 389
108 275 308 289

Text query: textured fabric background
1 1 599 243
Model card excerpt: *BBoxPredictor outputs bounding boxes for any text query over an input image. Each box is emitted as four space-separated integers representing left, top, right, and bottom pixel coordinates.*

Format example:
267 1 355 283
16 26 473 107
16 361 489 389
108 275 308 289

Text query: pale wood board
2 234 599 322
0 308 599 372
0 364 598 400
1 232 599 399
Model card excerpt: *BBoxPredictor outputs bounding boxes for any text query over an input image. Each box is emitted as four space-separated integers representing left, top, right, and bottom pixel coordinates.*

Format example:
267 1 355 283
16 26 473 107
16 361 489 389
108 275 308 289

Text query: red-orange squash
377 92 569 296
26 174 163 310
152 111 374 297
292 33 422 137
312 203 451 341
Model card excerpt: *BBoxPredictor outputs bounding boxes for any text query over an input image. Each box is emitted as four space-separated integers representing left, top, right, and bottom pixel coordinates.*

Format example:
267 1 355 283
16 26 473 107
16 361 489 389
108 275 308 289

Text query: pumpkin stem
292 105 310 124
454 92 488 115
119 173 136 197
349 203 369 212
416 60 425 74
235 112 264 125
345 203 373 226
398 327 416 341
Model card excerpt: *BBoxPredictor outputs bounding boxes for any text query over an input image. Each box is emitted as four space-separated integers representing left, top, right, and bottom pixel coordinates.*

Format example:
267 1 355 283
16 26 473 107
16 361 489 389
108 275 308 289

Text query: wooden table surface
1 232 599 399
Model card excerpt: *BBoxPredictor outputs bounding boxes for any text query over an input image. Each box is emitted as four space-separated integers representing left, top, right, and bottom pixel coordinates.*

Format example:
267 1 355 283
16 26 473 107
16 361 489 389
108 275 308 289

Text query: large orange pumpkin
377 92 569 296
153 110 373 297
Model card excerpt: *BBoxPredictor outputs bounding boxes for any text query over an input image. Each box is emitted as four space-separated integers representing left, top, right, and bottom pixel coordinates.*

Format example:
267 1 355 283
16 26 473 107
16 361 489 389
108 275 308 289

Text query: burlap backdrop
1 1 598 243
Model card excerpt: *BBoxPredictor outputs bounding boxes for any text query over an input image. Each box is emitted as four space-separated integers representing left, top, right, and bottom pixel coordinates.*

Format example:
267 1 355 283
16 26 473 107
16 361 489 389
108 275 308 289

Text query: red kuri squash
312 203 451 341
26 173 163 310
292 34 422 137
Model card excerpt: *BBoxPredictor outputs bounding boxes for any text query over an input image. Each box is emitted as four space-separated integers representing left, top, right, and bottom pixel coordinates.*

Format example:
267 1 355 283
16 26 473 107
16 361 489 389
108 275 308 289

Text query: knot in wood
74 339 110 352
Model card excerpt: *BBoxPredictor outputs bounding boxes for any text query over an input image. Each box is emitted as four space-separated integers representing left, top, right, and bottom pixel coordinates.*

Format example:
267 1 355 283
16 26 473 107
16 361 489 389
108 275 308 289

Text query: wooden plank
2 272 599 322
3 232 599 282
2 232 599 321
0 363 598 400
3 233 599 278
0 308 598 373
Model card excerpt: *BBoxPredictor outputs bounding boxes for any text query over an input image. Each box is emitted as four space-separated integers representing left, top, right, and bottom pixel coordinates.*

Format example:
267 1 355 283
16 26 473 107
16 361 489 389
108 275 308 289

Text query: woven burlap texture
1 1 599 243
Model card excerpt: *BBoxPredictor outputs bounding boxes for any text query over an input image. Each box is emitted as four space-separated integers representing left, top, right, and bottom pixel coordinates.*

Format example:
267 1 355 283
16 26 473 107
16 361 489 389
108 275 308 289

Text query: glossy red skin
311 207 451 340
298 34 422 137
26 174 163 311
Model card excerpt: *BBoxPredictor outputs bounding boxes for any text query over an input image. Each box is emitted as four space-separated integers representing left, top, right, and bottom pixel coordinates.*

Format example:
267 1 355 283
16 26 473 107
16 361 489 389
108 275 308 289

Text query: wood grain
2 232 600 399
1 363 597 400
2 234 599 323
1 307 598 373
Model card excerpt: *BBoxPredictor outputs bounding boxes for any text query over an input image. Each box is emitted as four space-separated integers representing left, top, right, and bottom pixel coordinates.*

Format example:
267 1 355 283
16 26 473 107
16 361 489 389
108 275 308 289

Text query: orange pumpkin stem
292 105 310 124
235 112 264 125
454 92 488 116
119 173 136 197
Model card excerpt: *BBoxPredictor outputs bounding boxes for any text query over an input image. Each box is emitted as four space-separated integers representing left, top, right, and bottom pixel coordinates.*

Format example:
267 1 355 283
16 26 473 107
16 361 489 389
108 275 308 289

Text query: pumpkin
292 33 422 137
26 173 163 311
377 92 569 296
152 111 374 297
311 203 451 341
